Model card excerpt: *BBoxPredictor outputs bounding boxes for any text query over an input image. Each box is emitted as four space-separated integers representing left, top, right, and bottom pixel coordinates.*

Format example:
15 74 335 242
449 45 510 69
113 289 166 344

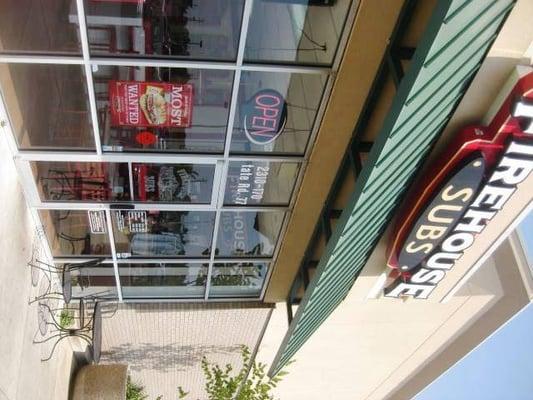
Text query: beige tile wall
100 302 272 400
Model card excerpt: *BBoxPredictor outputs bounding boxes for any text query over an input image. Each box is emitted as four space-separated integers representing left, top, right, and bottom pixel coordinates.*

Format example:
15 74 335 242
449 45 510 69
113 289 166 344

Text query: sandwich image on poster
109 81 193 128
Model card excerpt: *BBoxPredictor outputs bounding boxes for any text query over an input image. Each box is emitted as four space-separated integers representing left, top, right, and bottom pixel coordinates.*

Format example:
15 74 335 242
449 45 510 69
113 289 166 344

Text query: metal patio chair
34 301 104 363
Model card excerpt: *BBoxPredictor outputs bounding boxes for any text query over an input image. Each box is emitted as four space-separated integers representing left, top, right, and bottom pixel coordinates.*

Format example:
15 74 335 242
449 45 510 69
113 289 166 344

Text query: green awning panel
269 0 515 376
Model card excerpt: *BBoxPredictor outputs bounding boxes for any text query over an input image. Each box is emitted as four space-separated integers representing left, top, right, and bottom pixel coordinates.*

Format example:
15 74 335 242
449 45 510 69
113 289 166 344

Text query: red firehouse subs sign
243 89 288 145
384 68 533 299
109 81 193 128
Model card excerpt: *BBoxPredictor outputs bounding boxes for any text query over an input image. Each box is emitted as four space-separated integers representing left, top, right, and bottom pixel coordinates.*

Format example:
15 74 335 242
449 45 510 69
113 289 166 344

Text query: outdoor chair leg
27 262 54 274
33 332 66 345
29 292 64 305
41 331 93 363
40 334 70 362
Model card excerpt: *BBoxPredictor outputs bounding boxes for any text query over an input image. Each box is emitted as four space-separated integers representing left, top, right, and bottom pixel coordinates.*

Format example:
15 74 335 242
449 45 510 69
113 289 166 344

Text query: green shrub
198 345 291 400
126 376 148 400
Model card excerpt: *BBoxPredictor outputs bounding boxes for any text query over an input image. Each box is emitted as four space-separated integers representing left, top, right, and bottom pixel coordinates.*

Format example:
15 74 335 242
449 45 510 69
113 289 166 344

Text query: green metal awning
268 0 515 377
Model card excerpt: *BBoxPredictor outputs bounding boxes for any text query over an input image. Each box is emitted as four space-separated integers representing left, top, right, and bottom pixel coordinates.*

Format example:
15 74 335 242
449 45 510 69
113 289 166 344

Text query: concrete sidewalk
0 133 74 400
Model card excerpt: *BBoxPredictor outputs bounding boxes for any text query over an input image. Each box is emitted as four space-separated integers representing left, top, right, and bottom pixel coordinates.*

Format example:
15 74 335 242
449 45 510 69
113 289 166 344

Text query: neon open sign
243 89 288 145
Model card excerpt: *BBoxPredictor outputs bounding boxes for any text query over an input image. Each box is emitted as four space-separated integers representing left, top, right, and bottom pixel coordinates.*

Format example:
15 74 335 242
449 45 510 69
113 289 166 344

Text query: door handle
109 204 135 210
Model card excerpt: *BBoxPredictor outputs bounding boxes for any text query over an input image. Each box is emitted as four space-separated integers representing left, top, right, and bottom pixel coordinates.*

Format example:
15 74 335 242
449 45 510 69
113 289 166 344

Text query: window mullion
104 208 123 302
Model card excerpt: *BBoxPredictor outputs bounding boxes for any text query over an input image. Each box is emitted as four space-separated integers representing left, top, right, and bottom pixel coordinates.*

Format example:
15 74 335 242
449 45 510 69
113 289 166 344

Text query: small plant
58 309 74 328
126 376 148 400
193 345 290 400
177 387 189 399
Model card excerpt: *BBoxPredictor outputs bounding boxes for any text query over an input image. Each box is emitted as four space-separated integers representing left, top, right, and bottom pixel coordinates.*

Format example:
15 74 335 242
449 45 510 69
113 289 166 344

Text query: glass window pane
224 161 299 206
32 161 131 202
93 66 232 153
0 1 81 55
209 263 267 298
112 210 214 258
230 71 326 155
0 64 95 150
245 0 352 65
119 263 207 298
58 262 119 299
216 211 285 257
84 0 244 61
39 210 112 257
133 163 214 203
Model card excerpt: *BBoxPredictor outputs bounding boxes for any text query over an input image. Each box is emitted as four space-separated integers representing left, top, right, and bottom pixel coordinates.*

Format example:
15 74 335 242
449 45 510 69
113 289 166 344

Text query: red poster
109 81 193 128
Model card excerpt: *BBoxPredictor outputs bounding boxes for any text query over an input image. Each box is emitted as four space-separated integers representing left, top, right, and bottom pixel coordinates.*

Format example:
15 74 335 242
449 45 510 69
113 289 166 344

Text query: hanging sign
109 81 193 128
384 68 533 299
243 89 288 145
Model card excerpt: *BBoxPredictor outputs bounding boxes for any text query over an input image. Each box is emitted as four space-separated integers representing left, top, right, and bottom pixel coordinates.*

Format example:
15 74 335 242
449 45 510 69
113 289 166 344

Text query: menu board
109 81 193 128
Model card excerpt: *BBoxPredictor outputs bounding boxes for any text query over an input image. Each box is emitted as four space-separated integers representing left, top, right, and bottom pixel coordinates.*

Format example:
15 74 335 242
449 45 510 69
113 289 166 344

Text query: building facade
0 0 532 398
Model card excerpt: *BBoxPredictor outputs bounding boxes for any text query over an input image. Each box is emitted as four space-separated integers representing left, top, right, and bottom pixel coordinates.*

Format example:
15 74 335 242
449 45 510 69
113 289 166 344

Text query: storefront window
119 263 207 298
133 163 214 203
40 210 112 257
0 1 81 55
216 211 285 258
245 0 352 65
0 64 95 150
60 262 119 299
112 210 214 258
224 161 299 206
32 161 131 202
84 0 244 61
93 65 232 153
230 71 326 155
209 263 267 298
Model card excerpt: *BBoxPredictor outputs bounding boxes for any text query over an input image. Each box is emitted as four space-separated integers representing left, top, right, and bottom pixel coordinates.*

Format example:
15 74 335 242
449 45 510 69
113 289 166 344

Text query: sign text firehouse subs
384 71 533 299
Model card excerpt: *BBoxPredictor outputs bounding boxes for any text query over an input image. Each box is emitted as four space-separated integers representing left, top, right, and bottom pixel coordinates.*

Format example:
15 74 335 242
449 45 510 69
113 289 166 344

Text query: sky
415 303 533 400
415 212 533 400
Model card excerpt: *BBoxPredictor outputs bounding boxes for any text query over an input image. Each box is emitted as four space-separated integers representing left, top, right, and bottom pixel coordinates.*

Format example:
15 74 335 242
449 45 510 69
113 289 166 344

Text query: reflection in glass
245 0 352 65
224 161 300 206
93 66 232 153
84 0 244 61
39 210 111 257
210 263 267 298
216 212 285 257
133 163 214 203
32 162 130 202
113 210 214 258
0 1 81 54
0 64 94 150
230 71 326 154
61 263 118 299
119 263 207 298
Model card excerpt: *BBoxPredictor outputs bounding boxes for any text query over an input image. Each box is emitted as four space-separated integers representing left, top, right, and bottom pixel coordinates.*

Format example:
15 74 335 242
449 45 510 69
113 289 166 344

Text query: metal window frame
0 0 359 302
